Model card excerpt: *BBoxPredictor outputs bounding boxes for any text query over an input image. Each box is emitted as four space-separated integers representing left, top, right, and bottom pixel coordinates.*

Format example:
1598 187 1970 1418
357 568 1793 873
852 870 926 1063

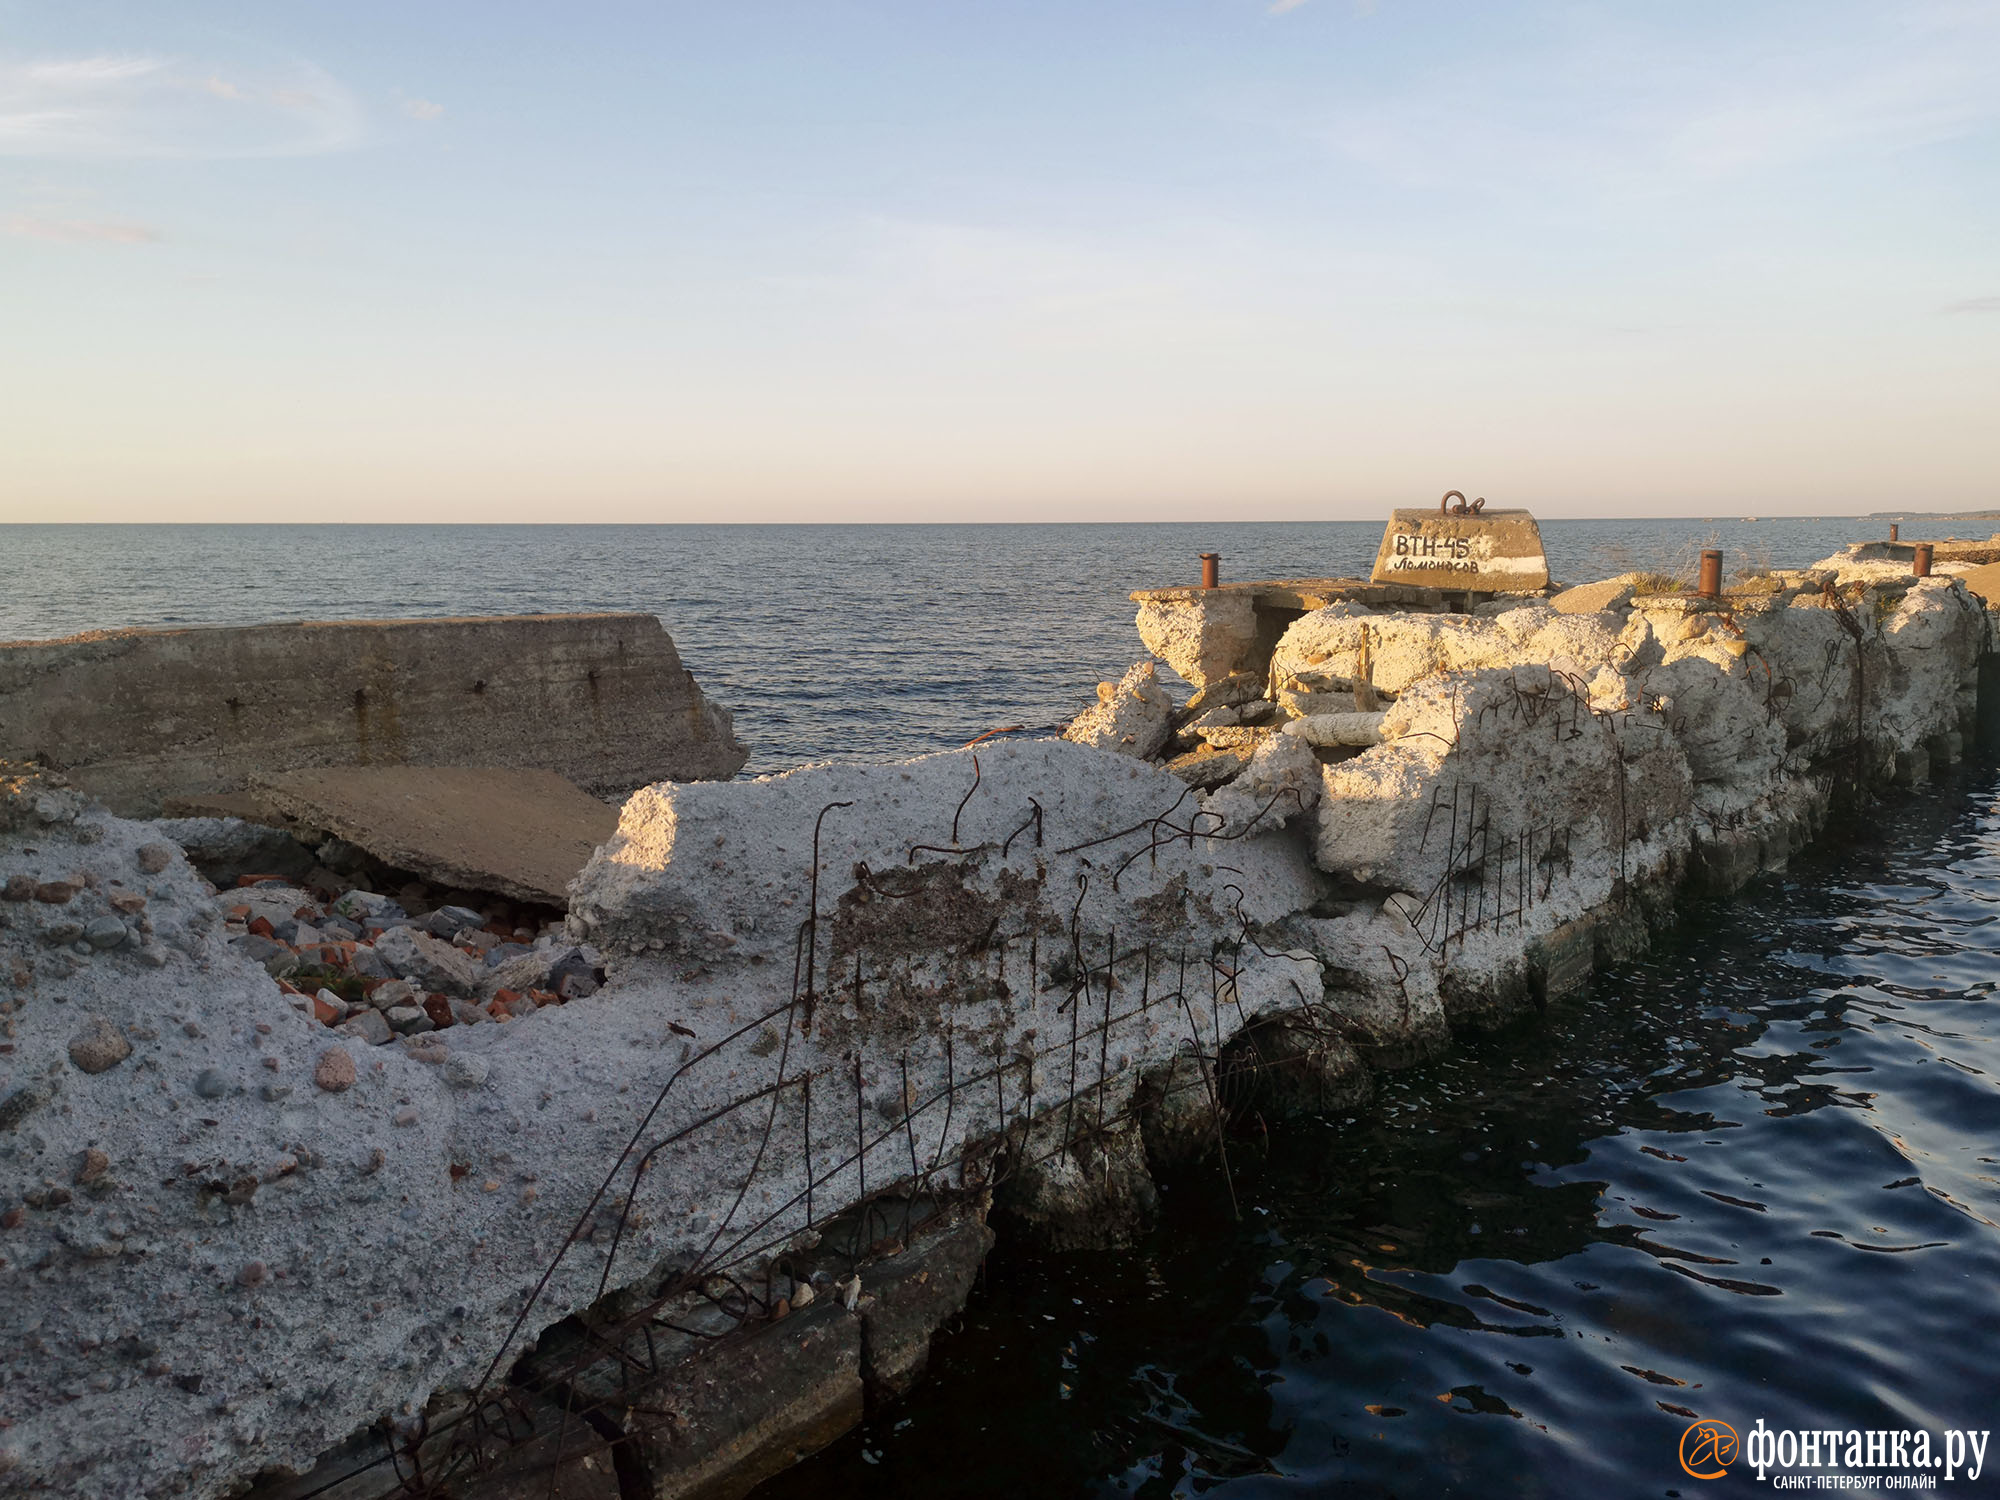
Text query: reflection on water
765 768 2000 1497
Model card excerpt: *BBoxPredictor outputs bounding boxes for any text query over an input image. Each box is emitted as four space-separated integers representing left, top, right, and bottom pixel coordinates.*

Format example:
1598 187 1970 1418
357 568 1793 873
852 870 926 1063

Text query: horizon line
4 513 1965 528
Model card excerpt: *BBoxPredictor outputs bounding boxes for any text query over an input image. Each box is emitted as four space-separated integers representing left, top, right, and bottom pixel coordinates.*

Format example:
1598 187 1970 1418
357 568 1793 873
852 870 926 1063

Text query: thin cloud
1268 0 1311 14
0 49 364 158
6 214 162 244
27 56 162 84
1290 4 2000 198
1940 296 2000 314
402 97 444 121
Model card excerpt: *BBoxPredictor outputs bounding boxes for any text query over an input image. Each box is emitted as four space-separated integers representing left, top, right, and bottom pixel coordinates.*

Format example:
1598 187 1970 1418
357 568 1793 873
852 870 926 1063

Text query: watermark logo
1676 1418 1990 1486
1681 1420 1740 1480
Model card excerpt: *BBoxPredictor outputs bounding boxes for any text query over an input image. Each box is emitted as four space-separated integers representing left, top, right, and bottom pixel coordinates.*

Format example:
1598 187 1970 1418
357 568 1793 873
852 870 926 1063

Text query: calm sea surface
6 519 1996 1494
0 518 1900 775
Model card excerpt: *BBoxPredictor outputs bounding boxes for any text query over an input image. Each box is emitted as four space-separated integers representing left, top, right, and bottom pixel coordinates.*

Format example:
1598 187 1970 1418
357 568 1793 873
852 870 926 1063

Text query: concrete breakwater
0 614 749 818
0 548 1994 1499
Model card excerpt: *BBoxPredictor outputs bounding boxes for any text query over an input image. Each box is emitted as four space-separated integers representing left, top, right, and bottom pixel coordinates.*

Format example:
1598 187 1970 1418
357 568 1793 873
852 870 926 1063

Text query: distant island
1864 509 2000 520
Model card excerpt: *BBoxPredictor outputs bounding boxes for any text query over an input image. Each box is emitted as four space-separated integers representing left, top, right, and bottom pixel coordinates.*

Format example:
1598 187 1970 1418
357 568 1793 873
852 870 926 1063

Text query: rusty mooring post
1890 523 1900 542
1913 543 1933 578
1200 552 1220 589
1698 549 1723 599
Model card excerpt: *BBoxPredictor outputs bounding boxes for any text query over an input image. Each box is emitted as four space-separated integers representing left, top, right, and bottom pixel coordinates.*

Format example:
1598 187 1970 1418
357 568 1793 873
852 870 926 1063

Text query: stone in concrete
249 766 621 907
1369 508 1551 591
66 1016 132 1074
0 613 746 817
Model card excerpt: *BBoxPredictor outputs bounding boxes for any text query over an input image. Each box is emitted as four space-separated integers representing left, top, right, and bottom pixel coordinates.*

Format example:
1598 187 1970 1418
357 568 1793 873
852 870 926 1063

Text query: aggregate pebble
67 1016 133 1074
313 1047 357 1093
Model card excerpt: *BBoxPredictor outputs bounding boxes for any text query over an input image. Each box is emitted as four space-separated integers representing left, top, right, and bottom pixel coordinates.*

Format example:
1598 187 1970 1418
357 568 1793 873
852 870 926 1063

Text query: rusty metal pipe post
1913 543 1933 578
1200 552 1220 589
1698 549 1723 599
1890 523 1900 542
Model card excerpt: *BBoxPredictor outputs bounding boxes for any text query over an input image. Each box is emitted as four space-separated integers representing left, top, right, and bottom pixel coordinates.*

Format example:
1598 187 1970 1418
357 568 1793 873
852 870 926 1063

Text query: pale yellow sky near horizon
2 2 1995 525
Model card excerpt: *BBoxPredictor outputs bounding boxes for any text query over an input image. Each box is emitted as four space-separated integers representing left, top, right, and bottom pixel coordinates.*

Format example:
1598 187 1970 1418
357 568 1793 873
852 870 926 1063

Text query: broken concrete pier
3 536 1996 1500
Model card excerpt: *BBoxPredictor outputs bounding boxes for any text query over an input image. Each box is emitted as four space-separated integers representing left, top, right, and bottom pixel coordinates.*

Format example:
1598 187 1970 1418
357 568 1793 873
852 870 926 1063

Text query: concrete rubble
1 553 1995 1499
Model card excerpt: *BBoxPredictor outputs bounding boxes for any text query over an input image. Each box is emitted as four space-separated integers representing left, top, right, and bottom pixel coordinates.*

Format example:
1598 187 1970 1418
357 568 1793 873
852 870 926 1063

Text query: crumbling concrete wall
0 614 748 817
1084 569 1989 1044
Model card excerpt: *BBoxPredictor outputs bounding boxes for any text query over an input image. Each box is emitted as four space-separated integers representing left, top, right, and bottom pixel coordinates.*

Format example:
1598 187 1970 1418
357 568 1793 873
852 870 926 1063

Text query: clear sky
2 1 1996 523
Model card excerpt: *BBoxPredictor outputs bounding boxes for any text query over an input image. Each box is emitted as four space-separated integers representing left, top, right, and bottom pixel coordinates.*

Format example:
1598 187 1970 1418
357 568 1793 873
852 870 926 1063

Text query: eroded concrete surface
1 556 1994 1500
0 614 747 818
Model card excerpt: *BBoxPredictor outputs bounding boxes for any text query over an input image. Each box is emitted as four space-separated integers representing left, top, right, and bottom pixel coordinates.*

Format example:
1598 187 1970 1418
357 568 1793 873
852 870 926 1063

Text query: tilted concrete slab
0 613 747 817
250 765 622 906
1549 573 1641 615
1951 561 2000 606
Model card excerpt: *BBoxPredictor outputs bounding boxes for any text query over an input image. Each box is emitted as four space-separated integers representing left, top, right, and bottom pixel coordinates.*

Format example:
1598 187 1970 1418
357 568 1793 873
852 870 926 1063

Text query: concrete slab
0 613 747 817
1550 573 1641 615
1953 561 2000 605
249 765 621 907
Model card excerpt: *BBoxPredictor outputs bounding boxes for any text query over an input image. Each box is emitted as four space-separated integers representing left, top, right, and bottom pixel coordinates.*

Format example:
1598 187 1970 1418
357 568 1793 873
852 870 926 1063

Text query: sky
1 1 1996 524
